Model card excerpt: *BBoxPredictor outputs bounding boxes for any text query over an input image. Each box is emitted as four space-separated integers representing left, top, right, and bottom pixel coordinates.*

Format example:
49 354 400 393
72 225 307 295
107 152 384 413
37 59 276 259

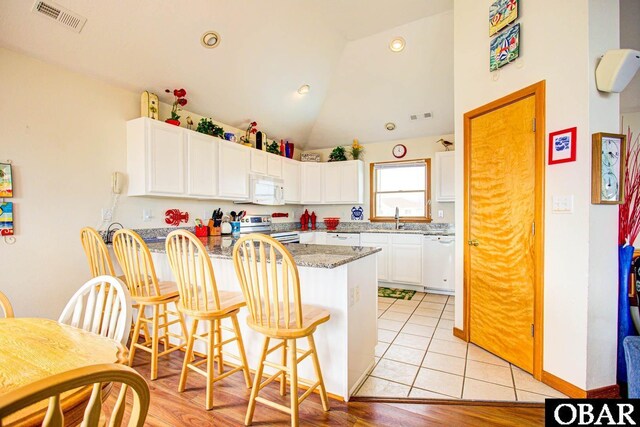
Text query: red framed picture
548 127 577 165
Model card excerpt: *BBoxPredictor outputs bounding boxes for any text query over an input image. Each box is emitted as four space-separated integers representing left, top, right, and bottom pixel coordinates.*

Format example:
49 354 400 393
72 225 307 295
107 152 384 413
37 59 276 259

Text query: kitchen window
370 159 432 222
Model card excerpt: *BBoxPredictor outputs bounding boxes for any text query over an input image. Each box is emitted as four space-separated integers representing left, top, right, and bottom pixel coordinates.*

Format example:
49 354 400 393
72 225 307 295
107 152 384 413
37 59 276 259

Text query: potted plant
165 88 187 126
240 121 258 146
328 146 347 162
266 140 280 155
349 138 364 160
196 118 224 138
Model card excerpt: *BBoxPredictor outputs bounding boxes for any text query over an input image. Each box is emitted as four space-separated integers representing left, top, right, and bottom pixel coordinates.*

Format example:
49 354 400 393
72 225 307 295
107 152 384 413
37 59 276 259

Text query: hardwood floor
106 344 545 426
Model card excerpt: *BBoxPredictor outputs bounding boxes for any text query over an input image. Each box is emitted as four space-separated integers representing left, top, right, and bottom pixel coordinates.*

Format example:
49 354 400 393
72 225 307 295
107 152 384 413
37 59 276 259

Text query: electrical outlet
143 209 152 222
438 210 444 218
101 208 113 221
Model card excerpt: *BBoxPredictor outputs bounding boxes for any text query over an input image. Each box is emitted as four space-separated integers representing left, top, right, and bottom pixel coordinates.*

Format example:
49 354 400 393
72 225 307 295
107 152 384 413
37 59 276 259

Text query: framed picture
0 202 13 236
548 127 577 165
489 0 519 37
490 24 520 71
0 163 12 198
592 133 627 204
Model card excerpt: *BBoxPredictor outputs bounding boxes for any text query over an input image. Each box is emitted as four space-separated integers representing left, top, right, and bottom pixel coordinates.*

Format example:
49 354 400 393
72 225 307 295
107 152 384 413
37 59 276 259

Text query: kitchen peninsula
145 236 380 401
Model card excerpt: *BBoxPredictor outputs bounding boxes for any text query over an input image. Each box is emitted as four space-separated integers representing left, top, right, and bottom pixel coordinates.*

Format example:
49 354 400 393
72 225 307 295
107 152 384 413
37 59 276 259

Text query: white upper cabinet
282 157 301 204
301 162 324 204
267 154 282 178
435 151 455 202
186 132 219 198
322 161 364 204
218 141 250 200
250 150 268 175
127 118 185 196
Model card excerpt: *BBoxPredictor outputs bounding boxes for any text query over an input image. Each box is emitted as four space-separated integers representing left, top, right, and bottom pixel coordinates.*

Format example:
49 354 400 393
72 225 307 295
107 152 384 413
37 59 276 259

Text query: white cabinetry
282 158 301 203
250 150 268 175
360 233 389 281
325 233 360 246
435 151 455 202
299 231 327 245
127 118 185 196
186 132 219 198
218 141 250 200
267 155 282 178
301 163 324 204
423 236 455 294
322 161 364 204
389 234 423 285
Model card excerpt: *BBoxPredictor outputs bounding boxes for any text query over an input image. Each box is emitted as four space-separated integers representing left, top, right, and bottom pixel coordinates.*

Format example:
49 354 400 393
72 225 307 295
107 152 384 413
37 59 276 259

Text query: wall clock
392 144 407 158
592 132 627 204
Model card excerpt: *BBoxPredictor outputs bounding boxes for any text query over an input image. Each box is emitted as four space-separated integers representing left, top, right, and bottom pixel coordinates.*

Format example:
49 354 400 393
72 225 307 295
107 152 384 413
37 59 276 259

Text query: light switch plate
142 209 152 221
552 195 574 214
101 208 113 221
438 210 444 218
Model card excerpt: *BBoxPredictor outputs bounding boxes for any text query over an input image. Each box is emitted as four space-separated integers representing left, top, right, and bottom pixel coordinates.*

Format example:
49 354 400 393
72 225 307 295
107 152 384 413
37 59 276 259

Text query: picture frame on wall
0 163 12 198
592 132 627 204
489 24 520 71
548 127 577 165
489 0 519 37
0 202 13 236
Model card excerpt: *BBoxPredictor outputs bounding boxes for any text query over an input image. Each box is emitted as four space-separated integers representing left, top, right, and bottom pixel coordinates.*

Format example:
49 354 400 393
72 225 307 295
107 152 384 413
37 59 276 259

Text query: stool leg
280 339 288 396
128 305 144 366
231 314 252 388
307 334 330 412
177 308 188 349
206 320 215 410
289 338 299 427
215 319 224 375
245 336 270 426
150 304 160 380
160 303 169 350
179 319 198 393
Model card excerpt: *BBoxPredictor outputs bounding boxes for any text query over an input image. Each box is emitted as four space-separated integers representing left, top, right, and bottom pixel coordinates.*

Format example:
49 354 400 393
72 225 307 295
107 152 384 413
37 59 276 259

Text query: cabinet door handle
467 239 479 247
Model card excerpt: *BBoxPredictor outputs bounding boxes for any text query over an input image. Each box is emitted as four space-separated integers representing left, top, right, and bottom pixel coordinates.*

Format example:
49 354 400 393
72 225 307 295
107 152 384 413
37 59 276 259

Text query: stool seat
178 290 246 320
247 304 330 339
130 281 180 304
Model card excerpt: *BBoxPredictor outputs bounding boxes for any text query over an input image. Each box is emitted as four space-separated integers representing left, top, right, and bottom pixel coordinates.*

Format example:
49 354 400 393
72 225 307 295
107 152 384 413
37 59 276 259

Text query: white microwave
249 175 285 205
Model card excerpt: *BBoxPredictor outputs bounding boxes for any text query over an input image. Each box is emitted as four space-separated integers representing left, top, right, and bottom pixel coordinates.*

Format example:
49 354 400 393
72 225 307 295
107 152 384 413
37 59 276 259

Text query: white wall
0 47 301 319
620 0 640 114
454 0 619 390
302 134 455 224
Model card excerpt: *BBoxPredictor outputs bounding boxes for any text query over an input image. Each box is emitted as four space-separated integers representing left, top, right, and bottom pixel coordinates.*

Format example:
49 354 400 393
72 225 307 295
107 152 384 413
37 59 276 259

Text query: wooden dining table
0 317 129 426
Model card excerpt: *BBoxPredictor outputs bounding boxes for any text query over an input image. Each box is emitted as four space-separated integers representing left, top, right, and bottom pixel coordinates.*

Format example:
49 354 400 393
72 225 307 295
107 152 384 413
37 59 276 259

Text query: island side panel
151 251 351 400
346 255 378 398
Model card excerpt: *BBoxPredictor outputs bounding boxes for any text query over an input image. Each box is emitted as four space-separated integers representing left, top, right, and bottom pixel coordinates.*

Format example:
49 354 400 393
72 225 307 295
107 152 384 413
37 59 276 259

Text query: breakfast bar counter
140 236 380 401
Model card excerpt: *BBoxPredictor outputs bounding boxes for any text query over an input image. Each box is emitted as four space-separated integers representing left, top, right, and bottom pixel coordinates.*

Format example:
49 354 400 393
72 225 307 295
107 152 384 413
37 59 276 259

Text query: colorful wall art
0 163 12 198
489 0 519 36
0 202 13 236
490 24 520 71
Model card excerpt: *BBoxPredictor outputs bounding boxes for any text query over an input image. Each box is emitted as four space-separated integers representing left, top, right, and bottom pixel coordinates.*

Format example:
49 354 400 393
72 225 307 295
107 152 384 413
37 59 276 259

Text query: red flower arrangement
165 88 187 125
241 121 258 145
619 126 640 246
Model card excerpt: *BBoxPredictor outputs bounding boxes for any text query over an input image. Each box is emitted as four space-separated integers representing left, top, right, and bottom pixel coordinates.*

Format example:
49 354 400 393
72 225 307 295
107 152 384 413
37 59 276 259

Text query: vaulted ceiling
0 0 454 149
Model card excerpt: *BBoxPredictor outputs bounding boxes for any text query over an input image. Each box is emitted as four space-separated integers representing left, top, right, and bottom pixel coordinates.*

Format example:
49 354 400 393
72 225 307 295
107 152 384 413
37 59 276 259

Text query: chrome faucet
394 207 402 230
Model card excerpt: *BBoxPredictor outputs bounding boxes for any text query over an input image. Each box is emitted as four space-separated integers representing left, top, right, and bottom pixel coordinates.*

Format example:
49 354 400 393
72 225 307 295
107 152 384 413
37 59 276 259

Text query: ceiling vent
410 112 433 121
32 1 87 33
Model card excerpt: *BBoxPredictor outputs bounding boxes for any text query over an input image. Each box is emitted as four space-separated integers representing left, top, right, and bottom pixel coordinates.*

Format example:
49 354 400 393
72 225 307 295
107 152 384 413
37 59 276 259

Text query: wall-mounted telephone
112 172 123 194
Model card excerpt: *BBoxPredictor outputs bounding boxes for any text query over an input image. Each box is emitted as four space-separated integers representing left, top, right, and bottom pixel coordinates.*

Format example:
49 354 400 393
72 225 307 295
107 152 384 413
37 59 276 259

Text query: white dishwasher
423 235 455 294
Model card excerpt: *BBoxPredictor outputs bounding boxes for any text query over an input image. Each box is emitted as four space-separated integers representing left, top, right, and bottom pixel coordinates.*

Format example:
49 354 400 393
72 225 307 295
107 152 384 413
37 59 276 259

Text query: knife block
207 219 221 236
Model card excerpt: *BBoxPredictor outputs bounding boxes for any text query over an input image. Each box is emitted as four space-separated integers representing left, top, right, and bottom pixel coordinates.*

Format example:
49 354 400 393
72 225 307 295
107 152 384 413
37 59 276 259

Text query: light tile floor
355 292 568 402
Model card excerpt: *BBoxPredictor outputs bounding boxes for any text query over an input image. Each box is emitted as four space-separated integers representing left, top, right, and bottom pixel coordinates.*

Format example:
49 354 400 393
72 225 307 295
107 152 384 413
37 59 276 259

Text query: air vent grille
409 112 433 121
32 1 87 33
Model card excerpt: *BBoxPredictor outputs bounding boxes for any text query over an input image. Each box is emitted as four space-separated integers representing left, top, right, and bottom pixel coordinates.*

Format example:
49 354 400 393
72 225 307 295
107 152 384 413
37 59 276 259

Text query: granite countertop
146 236 381 269
297 229 454 236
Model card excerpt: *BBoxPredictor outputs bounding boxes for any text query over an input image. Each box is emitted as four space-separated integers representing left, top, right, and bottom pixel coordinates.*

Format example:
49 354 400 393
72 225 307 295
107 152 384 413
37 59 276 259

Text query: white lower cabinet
325 233 360 246
361 233 423 285
360 233 389 281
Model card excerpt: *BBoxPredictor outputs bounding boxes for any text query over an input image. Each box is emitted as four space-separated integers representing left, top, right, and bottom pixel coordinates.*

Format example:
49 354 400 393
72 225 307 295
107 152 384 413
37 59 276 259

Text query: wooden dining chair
112 229 188 380
232 234 330 427
58 276 133 347
165 229 252 410
80 227 118 277
0 363 150 427
0 291 14 318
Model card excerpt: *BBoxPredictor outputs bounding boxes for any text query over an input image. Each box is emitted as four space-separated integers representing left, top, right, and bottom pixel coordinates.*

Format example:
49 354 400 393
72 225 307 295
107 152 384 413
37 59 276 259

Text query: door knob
468 239 479 246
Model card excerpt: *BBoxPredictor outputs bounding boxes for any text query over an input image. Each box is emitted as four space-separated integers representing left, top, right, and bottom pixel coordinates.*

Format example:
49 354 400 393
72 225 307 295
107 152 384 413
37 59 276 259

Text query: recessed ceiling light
298 84 311 95
201 31 221 48
389 37 405 52
385 122 396 131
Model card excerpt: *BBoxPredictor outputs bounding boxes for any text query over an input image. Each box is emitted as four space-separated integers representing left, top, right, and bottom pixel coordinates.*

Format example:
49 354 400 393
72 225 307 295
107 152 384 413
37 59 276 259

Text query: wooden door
468 94 537 373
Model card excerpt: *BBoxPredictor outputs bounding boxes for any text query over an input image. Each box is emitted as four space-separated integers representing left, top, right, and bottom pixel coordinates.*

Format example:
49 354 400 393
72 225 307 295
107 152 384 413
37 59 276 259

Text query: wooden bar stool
165 230 252 410
232 233 330 427
0 291 14 318
112 229 188 380
80 227 118 277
